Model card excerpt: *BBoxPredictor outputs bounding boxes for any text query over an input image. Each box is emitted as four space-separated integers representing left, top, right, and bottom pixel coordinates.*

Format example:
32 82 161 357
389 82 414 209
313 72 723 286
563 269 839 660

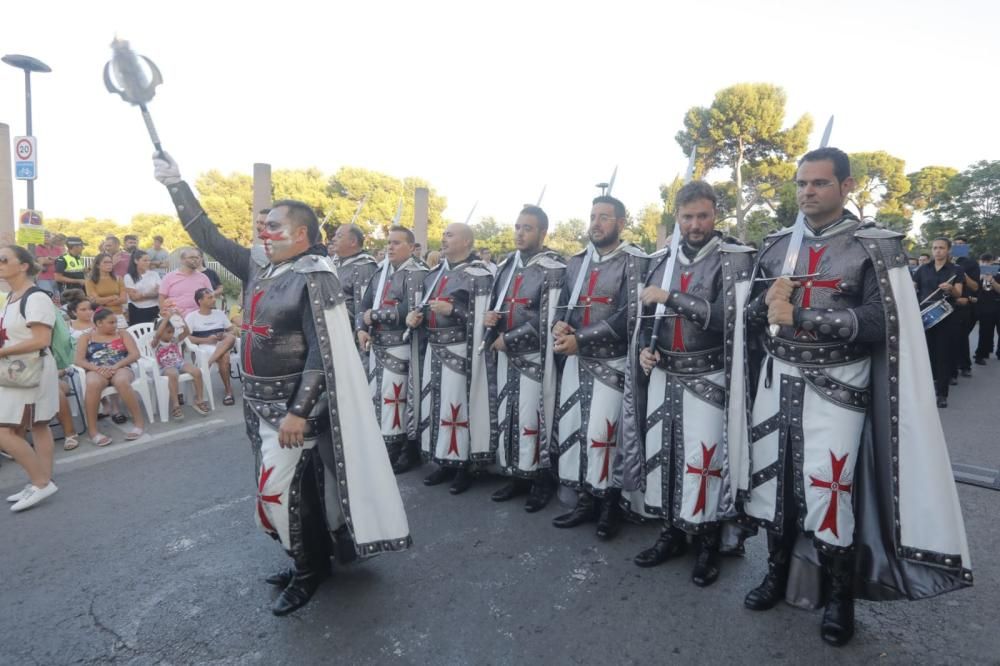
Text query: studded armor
359 259 427 347
334 252 378 330
492 249 566 355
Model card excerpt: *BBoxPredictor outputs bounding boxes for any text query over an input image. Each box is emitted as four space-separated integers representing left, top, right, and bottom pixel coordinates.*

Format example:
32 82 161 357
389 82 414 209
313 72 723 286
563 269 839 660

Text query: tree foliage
471 217 516 256
904 165 959 211
546 218 587 257
675 83 812 241
847 151 911 222
921 161 1000 251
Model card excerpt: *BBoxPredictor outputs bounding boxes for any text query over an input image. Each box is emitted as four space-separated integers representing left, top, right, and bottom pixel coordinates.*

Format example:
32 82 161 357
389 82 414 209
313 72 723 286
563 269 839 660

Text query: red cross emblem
441 402 469 457
383 382 406 429
522 412 541 465
577 270 613 327
809 450 853 538
429 275 453 328
590 419 618 483
380 278 398 307
799 245 842 309
256 465 282 534
685 442 723 516
241 290 272 374
503 274 531 328
671 272 694 352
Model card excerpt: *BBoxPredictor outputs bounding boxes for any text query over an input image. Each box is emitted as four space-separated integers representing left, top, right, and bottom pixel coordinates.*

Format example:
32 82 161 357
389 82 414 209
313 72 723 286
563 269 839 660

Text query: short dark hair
271 199 321 244
519 205 549 233
93 307 116 325
675 180 717 210
799 147 851 183
194 287 213 304
980 253 994 262
65 296 93 318
591 195 626 220
258 208 271 215
388 225 415 244
105 235 120 244
2 245 39 277
153 235 164 243
919 252 930 259
933 237 952 249
954 236 968 243
124 234 138 242
344 224 364 248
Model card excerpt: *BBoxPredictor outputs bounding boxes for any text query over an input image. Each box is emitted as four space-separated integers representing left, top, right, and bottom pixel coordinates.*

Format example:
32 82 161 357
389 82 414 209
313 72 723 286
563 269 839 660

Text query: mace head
103 37 162 106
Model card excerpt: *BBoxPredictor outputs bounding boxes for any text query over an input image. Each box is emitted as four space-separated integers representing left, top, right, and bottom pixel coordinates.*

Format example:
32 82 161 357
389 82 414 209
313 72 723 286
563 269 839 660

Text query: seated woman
73 307 146 446
85 253 126 329
185 287 237 405
152 309 209 419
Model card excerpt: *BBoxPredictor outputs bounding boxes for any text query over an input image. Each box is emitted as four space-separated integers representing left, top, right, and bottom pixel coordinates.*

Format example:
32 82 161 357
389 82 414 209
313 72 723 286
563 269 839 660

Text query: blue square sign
15 161 35 180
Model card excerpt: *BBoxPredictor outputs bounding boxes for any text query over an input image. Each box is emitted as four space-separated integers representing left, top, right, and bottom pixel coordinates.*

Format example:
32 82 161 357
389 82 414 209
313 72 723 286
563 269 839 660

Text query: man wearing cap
54 237 88 294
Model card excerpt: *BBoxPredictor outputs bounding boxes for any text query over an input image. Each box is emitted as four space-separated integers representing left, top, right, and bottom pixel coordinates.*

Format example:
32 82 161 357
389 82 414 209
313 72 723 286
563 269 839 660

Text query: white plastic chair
183 338 220 410
72 361 156 426
131 327 211 422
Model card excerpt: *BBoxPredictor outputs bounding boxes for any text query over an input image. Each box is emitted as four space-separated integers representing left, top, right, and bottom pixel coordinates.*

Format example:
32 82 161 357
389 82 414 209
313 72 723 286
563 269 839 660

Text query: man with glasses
159 248 213 316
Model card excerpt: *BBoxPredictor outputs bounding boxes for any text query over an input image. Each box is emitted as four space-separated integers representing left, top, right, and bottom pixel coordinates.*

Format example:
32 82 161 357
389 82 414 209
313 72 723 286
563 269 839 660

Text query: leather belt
243 373 300 401
763 335 866 367
657 347 724 375
428 327 467 345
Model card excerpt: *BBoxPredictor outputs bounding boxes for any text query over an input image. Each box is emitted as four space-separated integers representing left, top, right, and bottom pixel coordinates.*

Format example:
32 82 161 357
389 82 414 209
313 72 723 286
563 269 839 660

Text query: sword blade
562 244 595 322
348 195 369 226
536 185 547 207
463 202 478 226
391 196 404 225
606 166 618 197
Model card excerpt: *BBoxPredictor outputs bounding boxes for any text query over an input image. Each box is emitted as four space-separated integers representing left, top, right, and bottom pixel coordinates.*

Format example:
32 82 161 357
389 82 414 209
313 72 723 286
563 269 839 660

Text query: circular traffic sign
15 138 32 160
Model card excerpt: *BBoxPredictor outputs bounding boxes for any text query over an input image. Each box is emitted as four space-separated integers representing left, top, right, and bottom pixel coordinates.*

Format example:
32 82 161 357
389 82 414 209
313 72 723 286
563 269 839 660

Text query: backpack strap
18 286 49 356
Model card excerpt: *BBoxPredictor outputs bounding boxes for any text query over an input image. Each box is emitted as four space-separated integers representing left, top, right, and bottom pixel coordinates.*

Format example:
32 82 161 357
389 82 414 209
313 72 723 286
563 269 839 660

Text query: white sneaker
10 482 58 512
6 483 32 503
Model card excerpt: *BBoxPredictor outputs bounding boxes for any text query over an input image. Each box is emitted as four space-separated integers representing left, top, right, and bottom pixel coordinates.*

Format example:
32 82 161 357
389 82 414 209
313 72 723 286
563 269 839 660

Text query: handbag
0 351 44 388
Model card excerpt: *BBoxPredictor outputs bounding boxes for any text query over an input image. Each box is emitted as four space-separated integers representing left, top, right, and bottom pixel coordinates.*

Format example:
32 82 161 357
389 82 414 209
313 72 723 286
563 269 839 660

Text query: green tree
675 83 812 241
921 161 1000 250
547 218 587 257
623 203 662 253
847 151 911 220
471 217 516 256
904 165 959 211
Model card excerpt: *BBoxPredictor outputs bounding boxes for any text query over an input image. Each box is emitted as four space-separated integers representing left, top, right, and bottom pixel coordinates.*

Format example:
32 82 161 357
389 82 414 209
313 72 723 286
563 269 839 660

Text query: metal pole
0 124 14 239
24 69 34 210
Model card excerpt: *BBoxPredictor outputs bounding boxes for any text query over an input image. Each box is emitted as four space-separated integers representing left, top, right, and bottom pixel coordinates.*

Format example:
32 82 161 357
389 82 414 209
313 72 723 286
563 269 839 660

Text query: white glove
153 151 182 186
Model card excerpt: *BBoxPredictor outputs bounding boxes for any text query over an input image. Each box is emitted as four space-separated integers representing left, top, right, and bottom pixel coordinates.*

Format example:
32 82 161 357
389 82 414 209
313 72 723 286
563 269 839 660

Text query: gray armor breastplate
650 249 723 354
242 268 310 377
496 263 546 334
338 254 377 323
564 251 627 331
757 219 869 342
423 262 473 338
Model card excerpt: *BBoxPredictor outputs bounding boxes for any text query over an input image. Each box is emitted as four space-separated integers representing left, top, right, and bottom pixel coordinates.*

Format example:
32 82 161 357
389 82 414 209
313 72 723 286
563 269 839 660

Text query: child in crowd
152 309 209 420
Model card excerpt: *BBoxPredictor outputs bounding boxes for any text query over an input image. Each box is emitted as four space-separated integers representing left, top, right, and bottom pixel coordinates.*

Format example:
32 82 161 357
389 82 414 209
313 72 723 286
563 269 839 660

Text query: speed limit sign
14 135 37 180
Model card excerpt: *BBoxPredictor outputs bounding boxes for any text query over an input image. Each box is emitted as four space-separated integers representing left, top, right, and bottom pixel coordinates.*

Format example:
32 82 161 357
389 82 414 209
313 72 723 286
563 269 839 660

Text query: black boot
634 524 687 568
524 473 555 513
265 567 295 587
744 534 792 611
691 531 722 587
820 555 856 646
492 478 531 502
449 468 474 495
595 489 623 541
424 466 456 486
332 525 358 566
392 440 421 475
552 491 599 528
271 561 330 616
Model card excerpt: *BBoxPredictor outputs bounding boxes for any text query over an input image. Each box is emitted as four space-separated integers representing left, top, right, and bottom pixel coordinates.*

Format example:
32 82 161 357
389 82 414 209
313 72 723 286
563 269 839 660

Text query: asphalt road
1 355 998 665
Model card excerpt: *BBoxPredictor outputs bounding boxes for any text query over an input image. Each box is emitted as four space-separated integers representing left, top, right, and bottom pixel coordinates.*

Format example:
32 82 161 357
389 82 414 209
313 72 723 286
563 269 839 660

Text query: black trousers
975 311 1000 360
926 315 958 397
953 306 974 372
128 303 160 325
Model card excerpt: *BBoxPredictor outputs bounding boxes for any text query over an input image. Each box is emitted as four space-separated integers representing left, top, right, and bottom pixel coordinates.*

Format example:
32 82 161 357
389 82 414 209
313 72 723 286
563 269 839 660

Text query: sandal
63 435 79 451
192 401 210 416
222 394 235 406
90 433 113 447
171 405 184 420
125 427 144 441
112 413 127 425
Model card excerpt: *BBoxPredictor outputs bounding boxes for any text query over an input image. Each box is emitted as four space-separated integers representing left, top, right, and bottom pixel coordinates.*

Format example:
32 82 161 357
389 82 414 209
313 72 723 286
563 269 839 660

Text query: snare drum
921 299 954 330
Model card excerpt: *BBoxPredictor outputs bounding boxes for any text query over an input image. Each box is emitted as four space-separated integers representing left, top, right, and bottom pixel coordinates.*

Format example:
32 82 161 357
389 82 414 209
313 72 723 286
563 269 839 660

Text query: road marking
56 419 228 465
190 494 253 519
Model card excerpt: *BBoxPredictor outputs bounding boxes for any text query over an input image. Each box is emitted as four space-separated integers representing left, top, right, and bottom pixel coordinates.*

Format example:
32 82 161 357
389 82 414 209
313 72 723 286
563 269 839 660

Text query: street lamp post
2 54 52 211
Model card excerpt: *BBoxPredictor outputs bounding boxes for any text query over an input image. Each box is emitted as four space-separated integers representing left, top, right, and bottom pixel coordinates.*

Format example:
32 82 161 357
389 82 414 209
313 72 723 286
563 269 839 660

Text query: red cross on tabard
441 402 469 456
256 465 282 534
429 275 453 328
241 290 272 374
800 245 842 308
577 270 613 327
383 382 406 429
671 272 694 352
809 450 853 538
685 442 723 516
380 278 398 308
504 274 530 328
590 419 618 483
523 412 541 465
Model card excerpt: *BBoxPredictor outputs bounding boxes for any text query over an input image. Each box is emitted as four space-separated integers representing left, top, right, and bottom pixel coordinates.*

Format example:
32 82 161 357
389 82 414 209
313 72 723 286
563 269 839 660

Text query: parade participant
483 206 565 511
551 195 647 540
330 223 378 356
952 249 979 379
622 181 753 586
973 253 1000 363
407 223 493 494
358 227 427 473
912 238 964 407
153 153 410 617
742 148 971 646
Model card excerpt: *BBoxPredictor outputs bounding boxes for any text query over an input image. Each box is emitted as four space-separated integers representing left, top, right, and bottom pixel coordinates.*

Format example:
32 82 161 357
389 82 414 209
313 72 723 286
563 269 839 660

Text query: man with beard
331 224 378 357
741 148 971 646
407 223 493 494
622 181 753 586
358 227 427 473
153 153 410 616
551 195 647 540
483 206 565 511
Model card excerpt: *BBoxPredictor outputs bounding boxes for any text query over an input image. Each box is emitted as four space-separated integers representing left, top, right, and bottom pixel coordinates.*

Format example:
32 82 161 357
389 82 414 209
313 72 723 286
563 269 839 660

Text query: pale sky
2 0 998 233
